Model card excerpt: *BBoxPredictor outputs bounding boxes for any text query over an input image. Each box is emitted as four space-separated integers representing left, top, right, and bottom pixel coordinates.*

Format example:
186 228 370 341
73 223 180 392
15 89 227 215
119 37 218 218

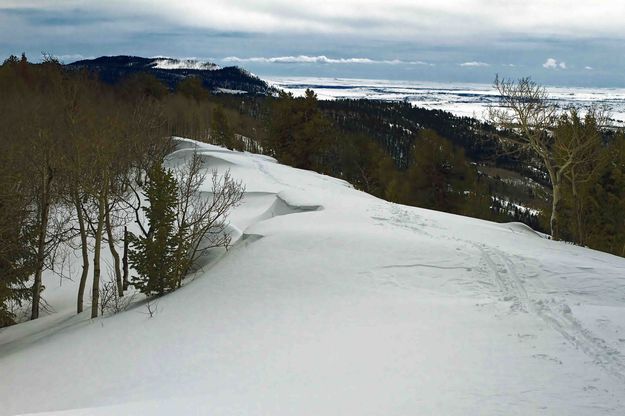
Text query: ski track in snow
383 202 625 385
476 244 625 383
251 155 290 189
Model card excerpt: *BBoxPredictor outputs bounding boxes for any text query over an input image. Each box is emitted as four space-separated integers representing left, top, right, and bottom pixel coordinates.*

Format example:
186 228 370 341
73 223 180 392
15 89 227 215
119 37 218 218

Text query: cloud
543 58 566 69
543 58 557 68
1 1 623 87
459 61 489 67
4 1 625 43
222 55 431 65
585 66 593 70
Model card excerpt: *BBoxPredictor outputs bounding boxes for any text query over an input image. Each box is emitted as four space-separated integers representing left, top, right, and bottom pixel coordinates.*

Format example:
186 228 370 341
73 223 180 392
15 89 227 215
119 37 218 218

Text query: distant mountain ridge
66 55 273 95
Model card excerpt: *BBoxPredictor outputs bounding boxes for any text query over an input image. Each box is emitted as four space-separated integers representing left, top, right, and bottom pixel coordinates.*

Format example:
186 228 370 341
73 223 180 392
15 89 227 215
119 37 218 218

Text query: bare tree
82 93 127 318
489 76 566 239
0 55 75 320
489 77 613 241
22 90 67 319
71 189 90 314
61 75 96 314
105 200 124 297
170 152 245 287
99 274 135 316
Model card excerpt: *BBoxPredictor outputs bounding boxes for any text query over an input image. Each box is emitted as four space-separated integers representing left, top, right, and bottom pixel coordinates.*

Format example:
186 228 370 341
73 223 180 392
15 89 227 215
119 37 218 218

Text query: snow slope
1 139 625 415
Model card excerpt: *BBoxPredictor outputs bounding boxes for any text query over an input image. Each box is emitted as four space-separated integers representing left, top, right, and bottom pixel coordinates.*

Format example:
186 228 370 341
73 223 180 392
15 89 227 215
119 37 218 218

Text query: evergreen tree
400 129 480 213
176 76 209 102
129 164 179 296
0 191 35 327
269 89 331 171
583 133 625 256
554 109 606 245
331 133 390 195
211 105 236 149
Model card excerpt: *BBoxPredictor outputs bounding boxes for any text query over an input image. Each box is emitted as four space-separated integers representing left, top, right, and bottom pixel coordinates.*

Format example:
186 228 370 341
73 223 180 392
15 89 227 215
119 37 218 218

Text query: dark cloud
1 1 623 87
0 7 114 26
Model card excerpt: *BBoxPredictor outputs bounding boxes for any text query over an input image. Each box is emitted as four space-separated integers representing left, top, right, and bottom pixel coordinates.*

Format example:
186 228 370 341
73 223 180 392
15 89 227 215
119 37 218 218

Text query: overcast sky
1 0 624 87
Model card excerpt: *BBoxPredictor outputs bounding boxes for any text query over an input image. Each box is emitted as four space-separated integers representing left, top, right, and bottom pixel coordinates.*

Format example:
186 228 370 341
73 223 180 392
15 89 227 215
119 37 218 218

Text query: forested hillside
67 55 274 95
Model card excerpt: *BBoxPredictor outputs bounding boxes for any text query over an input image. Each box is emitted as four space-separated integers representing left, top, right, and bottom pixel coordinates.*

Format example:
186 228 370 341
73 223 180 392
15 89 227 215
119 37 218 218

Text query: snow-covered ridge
151 57 220 71
1 138 624 415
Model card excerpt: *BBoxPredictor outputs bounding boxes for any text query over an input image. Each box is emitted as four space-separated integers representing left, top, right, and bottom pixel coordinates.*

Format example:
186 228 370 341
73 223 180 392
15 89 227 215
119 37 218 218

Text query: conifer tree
554 109 606 245
177 76 209 102
0 186 35 326
129 164 179 296
269 89 331 171
211 105 235 149
401 129 478 213
583 133 625 255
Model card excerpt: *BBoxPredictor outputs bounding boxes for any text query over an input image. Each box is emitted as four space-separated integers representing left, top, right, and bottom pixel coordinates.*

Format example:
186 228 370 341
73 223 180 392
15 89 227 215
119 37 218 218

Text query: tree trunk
570 170 584 246
105 205 123 297
91 193 106 319
122 226 129 290
31 167 52 320
550 175 562 242
73 191 89 314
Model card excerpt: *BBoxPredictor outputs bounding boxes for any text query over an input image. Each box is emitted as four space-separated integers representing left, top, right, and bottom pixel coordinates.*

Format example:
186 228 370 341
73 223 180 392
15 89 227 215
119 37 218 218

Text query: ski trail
252 157 288 187
376 203 438 238
474 243 530 313
377 202 625 383
475 242 625 383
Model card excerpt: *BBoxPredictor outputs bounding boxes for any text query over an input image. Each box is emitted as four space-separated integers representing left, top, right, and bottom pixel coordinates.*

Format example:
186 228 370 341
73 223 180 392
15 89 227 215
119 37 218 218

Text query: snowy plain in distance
267 76 625 125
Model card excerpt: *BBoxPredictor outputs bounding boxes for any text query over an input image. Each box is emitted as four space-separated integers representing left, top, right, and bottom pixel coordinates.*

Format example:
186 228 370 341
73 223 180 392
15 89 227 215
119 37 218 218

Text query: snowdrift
1 138 625 415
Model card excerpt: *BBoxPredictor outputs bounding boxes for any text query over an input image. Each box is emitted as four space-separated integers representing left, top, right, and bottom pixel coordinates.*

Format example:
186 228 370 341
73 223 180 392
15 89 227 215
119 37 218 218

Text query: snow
151 58 220 71
214 88 247 94
266 76 625 124
492 196 542 216
2 138 625 415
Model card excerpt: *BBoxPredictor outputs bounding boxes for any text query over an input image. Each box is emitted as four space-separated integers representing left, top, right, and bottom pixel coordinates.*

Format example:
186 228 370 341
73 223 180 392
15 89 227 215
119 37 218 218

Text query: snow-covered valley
1 139 625 415
267 77 625 125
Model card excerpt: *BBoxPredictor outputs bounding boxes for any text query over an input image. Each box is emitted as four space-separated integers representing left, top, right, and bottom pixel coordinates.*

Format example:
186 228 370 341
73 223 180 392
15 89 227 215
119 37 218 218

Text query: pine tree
269 89 331 171
211 105 235 149
584 133 625 256
401 129 478 213
554 109 606 245
177 76 209 102
129 164 179 296
0 192 35 327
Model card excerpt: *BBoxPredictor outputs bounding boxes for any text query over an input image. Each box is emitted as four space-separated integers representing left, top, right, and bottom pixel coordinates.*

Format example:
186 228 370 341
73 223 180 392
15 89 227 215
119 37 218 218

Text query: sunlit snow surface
1 139 625 415
267 77 625 125
151 58 220 71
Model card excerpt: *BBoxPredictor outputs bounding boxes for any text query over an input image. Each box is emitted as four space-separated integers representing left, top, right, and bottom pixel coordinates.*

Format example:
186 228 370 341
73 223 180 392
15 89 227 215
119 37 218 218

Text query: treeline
265 94 547 226
267 90 494 219
321 99 502 168
0 55 245 327
266 87 625 255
